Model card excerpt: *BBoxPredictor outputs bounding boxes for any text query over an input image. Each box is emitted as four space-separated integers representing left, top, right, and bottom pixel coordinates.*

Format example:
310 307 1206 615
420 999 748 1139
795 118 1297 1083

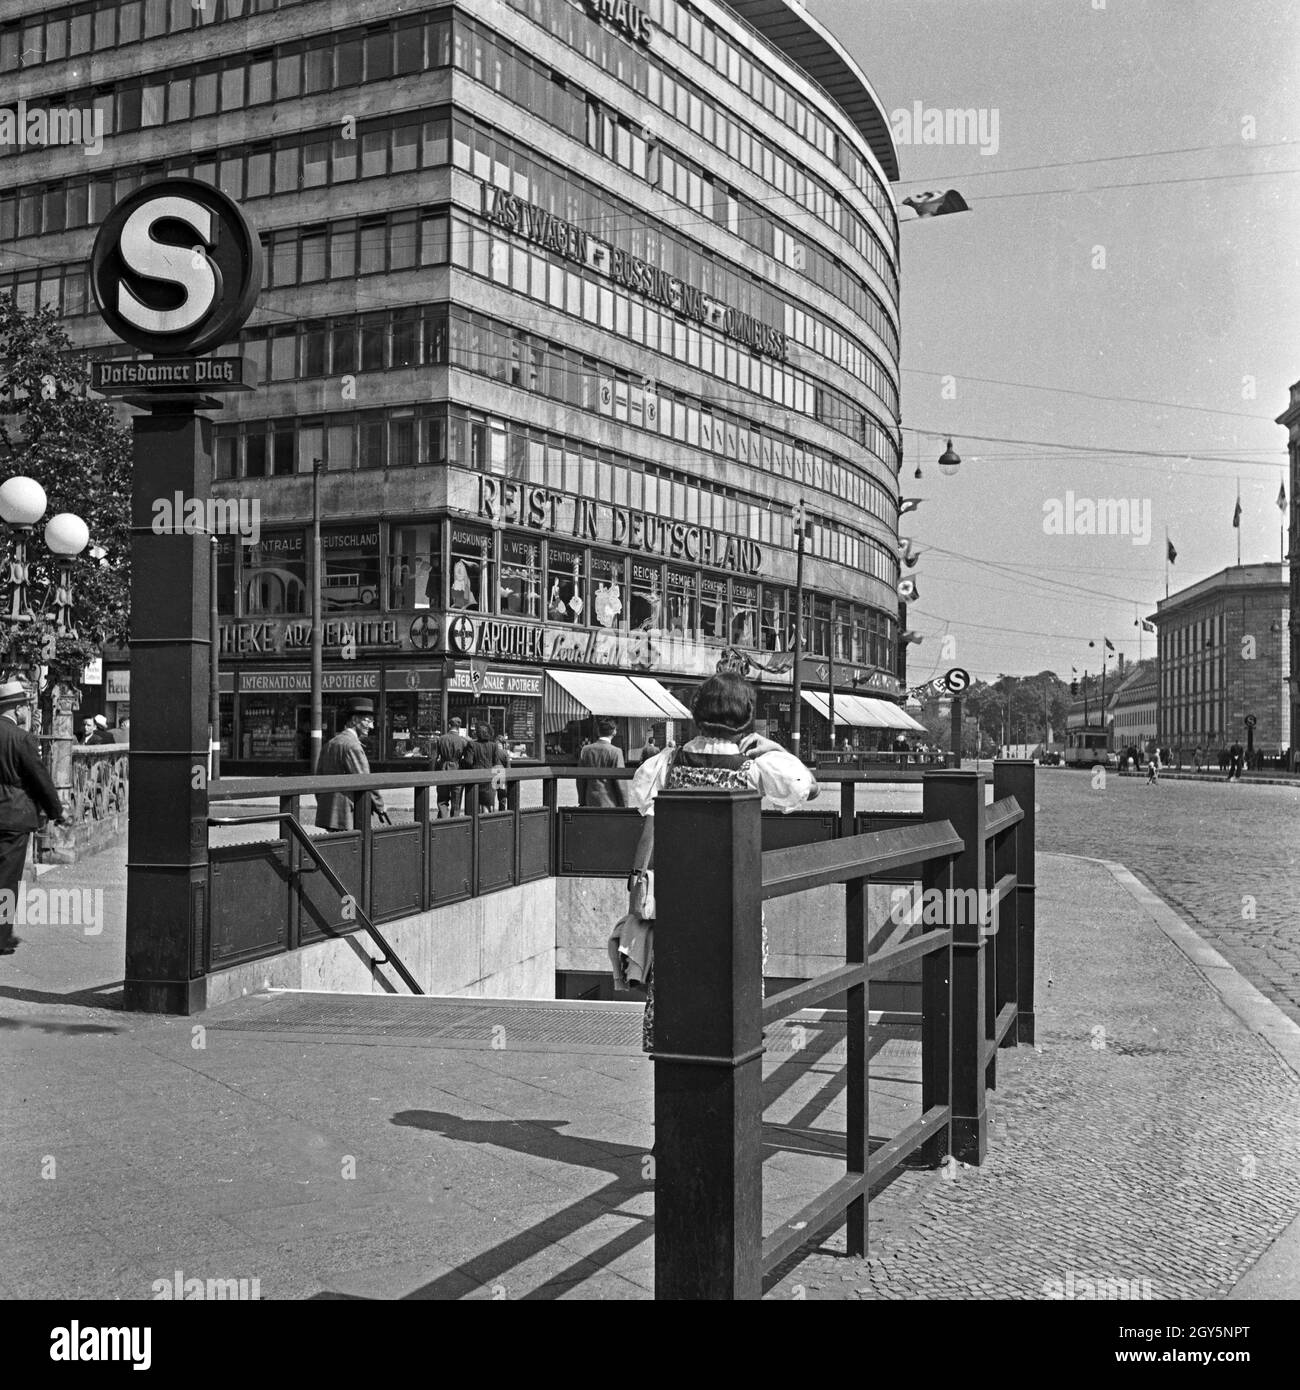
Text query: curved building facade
0 0 904 768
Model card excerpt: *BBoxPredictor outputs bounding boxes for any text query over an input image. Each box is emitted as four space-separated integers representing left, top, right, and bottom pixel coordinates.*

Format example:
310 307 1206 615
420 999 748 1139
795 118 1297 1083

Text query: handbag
628 869 656 921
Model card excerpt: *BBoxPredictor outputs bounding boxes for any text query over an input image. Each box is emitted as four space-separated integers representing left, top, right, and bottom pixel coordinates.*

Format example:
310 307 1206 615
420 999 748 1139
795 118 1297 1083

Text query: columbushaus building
1 0 906 769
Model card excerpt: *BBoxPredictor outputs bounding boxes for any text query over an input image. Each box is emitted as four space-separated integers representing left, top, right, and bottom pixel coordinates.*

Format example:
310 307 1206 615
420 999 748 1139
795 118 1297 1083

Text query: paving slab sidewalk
1 849 1298 1300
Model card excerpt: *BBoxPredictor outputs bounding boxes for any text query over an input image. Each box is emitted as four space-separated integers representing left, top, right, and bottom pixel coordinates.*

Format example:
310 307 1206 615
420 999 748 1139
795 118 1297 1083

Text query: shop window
448 524 491 612
731 581 757 648
216 536 236 616
590 552 625 630
629 560 663 631
666 568 696 636
321 524 382 614
390 523 439 611
244 530 307 616
700 574 726 641
546 543 585 624
761 587 788 651
500 537 542 618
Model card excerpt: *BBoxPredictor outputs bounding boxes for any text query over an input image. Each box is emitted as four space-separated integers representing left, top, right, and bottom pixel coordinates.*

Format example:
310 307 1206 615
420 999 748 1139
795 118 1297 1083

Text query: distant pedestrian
494 730 512 810
0 680 66 955
459 722 505 812
1145 750 1160 785
634 734 659 765
86 715 115 746
1228 740 1244 781
431 717 470 817
315 700 384 830
579 720 626 806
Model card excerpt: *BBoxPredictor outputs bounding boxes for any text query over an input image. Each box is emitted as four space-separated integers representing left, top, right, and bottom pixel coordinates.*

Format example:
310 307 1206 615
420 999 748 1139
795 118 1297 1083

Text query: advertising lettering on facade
479 477 762 575
237 670 380 694
220 618 402 656
480 184 787 361
583 0 654 45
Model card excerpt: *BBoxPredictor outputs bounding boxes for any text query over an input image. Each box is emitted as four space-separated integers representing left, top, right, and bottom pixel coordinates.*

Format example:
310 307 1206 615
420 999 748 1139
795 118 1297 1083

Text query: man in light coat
315 698 385 830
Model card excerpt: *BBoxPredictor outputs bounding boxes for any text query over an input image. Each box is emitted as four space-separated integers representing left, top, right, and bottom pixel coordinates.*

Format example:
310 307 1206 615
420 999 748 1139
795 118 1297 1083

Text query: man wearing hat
0 680 66 955
315 698 385 831
86 715 116 746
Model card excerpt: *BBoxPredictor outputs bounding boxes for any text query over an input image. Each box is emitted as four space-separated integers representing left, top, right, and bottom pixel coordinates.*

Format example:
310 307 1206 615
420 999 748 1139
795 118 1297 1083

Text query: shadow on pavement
0 980 125 1011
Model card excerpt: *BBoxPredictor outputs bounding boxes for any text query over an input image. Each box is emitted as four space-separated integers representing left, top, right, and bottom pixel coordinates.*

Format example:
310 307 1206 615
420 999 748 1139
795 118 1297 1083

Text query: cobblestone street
1035 770 1300 1026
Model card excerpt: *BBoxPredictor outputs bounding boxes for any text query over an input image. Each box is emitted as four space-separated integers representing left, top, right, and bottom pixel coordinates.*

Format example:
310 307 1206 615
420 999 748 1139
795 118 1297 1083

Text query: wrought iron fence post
993 759 1036 1044
653 787 764 1301
922 770 987 1165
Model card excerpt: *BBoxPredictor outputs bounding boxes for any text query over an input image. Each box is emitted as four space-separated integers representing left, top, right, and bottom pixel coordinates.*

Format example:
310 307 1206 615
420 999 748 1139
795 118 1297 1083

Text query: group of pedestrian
430 717 511 815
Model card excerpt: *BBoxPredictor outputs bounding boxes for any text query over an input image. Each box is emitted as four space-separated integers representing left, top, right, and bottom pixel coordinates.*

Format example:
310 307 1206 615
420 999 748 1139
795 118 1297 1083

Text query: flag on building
1104 637 1115 652
1136 618 1155 634
899 497 921 515
1232 496 1241 528
898 577 919 602
1279 481 1288 512
1166 538 1177 564
901 630 923 645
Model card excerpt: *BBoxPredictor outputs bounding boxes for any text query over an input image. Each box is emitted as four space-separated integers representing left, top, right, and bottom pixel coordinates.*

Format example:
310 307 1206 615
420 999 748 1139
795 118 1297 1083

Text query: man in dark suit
431 717 471 817
579 719 626 807
0 680 65 955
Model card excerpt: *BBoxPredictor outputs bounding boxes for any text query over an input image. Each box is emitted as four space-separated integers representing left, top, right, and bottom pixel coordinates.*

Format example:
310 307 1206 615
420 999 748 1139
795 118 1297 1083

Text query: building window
244 530 307 616
499 537 542 618
667 567 696 636
630 560 663 631
389 523 439 611
449 524 491 612
590 552 626 629
546 543 584 624
321 524 382 614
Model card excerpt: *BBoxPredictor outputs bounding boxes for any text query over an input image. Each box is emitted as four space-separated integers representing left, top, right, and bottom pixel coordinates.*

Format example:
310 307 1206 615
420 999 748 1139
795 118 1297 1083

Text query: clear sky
807 0 1299 683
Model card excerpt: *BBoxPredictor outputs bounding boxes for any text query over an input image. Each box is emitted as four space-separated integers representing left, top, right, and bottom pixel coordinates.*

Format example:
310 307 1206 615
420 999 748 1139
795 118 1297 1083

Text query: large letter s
117 196 219 335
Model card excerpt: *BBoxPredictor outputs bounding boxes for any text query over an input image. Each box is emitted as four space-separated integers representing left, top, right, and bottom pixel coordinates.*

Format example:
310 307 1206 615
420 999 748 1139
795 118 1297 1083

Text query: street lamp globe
938 439 962 476
44 513 90 557
0 476 48 527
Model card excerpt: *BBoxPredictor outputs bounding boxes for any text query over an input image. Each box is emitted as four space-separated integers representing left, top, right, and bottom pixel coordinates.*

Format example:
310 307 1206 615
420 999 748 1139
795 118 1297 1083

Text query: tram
1063 726 1112 768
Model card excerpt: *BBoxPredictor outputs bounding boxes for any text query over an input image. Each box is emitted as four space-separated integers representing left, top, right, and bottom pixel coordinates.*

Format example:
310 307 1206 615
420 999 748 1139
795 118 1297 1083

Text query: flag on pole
898 577 919 602
1166 538 1177 564
899 498 922 515
1135 619 1156 633
1279 481 1288 513
1103 637 1115 652
1232 496 1241 528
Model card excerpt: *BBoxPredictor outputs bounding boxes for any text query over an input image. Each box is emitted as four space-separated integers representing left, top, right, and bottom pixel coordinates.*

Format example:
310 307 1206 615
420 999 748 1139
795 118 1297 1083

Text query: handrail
761 820 962 899
207 764 641 801
208 809 423 995
984 796 1024 838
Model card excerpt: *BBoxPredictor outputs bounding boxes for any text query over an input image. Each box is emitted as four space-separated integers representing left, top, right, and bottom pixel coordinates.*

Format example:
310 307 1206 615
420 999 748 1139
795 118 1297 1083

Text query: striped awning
545 671 691 723
800 691 926 732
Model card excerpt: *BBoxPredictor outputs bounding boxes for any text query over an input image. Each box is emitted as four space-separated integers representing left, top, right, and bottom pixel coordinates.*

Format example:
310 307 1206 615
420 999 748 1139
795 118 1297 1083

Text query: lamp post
0 477 90 861
790 499 806 761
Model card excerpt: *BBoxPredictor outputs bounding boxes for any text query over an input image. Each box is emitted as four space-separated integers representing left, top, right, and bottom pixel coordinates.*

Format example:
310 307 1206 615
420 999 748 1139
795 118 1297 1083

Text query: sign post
90 179 261 1013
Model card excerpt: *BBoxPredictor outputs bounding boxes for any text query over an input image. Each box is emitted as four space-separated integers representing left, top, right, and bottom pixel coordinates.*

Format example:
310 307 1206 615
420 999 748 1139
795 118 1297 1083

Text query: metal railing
651 761 1036 1300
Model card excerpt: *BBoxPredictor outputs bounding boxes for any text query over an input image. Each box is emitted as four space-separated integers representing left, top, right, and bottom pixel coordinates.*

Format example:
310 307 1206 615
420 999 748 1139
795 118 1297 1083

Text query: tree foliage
0 294 131 685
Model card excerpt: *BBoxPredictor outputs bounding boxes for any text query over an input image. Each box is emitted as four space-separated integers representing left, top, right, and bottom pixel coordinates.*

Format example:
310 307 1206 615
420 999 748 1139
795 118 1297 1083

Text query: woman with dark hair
460 721 507 811
622 671 817 1053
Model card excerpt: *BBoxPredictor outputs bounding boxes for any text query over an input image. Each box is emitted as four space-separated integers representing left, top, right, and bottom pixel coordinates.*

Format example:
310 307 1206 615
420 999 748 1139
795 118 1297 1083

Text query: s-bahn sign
90 179 262 357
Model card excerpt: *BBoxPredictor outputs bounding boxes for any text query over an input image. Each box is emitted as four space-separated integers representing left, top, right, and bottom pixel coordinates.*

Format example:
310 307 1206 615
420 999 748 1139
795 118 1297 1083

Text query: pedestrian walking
623 672 818 1053
0 680 66 956
494 729 512 810
1145 749 1160 785
578 720 627 807
314 699 385 830
1228 740 1244 781
431 717 470 817
459 722 505 813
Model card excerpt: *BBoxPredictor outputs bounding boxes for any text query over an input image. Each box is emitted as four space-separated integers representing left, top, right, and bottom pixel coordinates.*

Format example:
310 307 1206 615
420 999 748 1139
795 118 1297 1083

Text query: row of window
221 514 897 669
451 10 896 286
208 402 898 589
646 0 897 229
0 0 288 74
193 300 896 516
3 5 897 317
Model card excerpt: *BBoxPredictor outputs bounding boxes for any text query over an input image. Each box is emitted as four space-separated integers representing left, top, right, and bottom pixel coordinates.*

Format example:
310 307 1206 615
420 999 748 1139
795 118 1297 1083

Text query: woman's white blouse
628 736 817 816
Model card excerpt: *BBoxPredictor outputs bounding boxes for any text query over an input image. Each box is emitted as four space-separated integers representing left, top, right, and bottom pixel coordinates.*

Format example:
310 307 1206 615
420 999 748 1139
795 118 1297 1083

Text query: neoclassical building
1 0 906 768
